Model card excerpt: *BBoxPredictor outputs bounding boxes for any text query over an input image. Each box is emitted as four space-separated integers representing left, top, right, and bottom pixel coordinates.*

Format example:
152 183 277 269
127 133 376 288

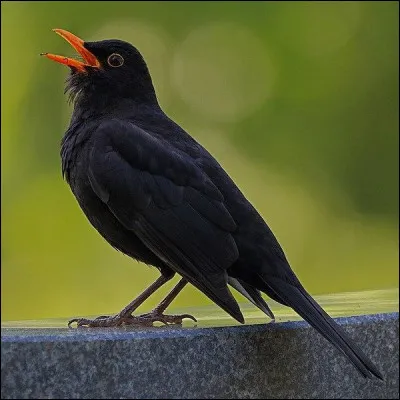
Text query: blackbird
42 29 382 379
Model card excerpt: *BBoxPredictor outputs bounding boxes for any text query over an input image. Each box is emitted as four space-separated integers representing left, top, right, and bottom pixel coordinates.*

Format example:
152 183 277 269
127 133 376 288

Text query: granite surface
1 312 398 399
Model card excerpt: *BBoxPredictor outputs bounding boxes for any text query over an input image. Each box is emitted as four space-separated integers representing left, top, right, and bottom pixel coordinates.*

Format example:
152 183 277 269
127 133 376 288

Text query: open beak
41 29 100 72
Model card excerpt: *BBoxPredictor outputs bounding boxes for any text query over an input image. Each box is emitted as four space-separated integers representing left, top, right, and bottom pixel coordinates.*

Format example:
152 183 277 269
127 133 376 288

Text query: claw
68 318 79 328
68 318 94 328
145 312 197 326
180 313 197 323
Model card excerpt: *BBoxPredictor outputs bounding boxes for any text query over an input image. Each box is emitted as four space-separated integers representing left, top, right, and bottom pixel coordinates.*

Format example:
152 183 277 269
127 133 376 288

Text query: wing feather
88 120 244 322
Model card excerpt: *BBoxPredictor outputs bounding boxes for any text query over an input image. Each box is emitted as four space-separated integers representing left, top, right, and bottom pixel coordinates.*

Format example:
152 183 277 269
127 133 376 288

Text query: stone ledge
1 312 398 399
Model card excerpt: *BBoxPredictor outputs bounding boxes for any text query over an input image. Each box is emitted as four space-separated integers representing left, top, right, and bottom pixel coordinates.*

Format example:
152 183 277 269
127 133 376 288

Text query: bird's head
42 29 157 108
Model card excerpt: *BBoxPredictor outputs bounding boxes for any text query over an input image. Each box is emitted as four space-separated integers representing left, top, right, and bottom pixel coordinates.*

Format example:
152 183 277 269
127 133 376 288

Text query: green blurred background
1 1 398 322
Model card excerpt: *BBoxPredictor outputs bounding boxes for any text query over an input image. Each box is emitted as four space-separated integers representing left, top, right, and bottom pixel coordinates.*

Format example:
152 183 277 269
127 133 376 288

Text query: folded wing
88 119 244 322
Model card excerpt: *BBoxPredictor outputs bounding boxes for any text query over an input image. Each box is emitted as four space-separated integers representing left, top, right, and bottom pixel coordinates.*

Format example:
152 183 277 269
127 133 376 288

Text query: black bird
42 29 382 379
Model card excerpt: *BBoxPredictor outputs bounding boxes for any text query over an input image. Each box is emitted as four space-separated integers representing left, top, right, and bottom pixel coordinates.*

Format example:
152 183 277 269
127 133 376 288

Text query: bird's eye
107 53 124 68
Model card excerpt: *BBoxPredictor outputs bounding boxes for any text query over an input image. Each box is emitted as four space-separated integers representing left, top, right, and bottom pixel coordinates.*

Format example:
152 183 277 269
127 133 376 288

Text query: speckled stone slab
1 313 398 399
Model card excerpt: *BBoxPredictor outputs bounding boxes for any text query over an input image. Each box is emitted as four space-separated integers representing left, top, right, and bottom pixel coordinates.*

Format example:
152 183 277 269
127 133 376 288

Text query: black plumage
45 31 382 380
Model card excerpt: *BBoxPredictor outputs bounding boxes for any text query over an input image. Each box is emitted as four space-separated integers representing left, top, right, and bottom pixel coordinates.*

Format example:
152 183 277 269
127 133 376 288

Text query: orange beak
41 29 100 72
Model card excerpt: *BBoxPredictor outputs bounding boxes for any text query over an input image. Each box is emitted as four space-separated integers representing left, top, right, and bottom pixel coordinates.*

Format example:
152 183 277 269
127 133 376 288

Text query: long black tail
263 275 383 380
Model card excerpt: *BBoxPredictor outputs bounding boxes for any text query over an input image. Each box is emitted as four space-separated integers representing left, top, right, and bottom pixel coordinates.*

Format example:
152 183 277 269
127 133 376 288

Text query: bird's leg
138 278 197 325
68 274 173 328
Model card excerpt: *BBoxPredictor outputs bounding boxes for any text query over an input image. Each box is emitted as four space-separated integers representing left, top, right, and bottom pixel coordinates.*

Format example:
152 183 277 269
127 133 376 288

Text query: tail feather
264 276 383 380
228 277 275 320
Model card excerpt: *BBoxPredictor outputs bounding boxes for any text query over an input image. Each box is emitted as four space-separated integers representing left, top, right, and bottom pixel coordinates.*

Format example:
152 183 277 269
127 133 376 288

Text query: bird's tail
262 275 383 380
228 277 275 320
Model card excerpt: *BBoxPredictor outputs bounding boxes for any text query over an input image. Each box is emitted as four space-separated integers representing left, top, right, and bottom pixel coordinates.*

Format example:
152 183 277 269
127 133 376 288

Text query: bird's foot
68 314 138 328
139 310 197 326
68 310 197 328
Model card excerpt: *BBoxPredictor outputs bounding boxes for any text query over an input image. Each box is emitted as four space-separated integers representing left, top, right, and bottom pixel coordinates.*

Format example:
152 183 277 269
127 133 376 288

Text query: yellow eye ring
107 53 124 68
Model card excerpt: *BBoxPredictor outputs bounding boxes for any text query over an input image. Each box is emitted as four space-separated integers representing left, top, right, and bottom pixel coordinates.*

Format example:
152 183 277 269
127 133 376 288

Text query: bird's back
127 108 293 277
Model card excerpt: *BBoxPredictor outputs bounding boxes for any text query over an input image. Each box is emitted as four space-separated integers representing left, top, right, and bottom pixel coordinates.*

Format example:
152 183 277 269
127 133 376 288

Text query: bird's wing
88 119 244 322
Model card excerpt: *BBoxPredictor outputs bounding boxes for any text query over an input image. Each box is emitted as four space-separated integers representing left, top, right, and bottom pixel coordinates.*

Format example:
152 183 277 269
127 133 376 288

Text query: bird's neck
70 90 160 122
66 71 160 121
